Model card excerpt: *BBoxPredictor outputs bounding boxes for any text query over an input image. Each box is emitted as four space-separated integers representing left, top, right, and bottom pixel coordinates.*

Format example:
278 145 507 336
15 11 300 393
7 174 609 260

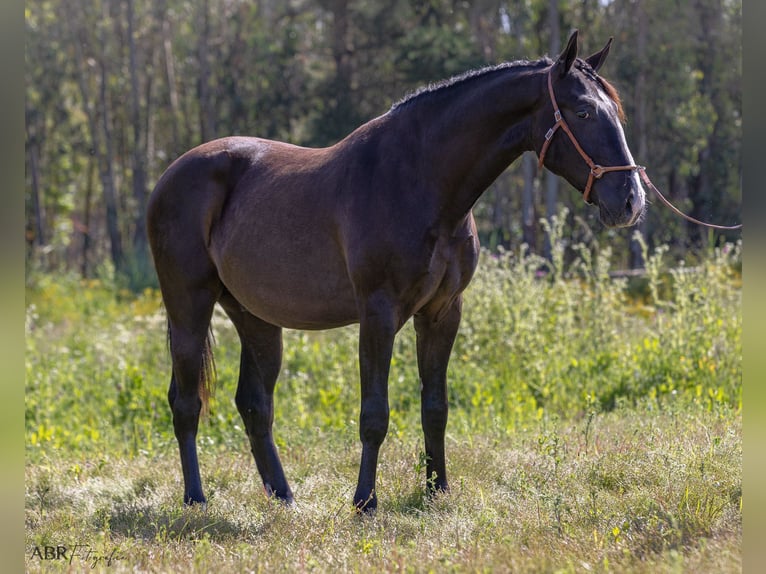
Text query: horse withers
147 30 645 512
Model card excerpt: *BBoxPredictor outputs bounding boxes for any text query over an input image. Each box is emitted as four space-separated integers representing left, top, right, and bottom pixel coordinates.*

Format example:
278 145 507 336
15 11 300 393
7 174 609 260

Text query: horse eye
576 110 590 119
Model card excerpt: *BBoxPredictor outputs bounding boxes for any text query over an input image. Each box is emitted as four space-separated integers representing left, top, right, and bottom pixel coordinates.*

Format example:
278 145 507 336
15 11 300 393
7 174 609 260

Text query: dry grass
25 406 741 573
25 229 741 571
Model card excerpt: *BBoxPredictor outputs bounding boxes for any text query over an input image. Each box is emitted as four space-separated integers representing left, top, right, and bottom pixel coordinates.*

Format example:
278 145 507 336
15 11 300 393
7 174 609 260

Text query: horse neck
395 64 545 226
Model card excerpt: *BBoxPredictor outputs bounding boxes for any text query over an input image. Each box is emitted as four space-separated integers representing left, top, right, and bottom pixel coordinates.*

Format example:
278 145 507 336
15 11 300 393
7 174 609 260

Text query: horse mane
390 58 550 111
598 76 625 123
574 60 626 123
392 56 626 123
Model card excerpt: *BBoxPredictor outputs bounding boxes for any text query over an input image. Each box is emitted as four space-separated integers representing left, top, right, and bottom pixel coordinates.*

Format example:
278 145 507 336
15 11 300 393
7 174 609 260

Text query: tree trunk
630 0 649 268
197 0 216 142
27 142 46 250
63 0 123 275
522 152 538 252
469 0 497 61
97 0 124 274
127 0 151 279
81 158 96 278
689 0 730 248
159 0 182 154
331 0 352 138
544 0 560 259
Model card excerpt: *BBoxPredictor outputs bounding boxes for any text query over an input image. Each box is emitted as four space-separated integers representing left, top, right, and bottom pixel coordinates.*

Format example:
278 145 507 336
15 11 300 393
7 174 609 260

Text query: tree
61 0 124 275
686 0 742 246
24 0 741 284
126 0 152 281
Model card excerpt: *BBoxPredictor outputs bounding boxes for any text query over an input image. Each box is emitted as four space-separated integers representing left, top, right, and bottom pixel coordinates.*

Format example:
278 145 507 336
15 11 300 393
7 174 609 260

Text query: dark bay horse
147 30 645 512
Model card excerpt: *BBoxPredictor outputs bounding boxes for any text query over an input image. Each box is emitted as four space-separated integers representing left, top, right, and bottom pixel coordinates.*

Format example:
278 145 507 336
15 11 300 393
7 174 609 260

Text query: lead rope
539 67 742 231
636 167 742 231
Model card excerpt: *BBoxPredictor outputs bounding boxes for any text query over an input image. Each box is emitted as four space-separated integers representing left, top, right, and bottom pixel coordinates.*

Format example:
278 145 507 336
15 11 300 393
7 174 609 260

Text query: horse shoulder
420 214 480 319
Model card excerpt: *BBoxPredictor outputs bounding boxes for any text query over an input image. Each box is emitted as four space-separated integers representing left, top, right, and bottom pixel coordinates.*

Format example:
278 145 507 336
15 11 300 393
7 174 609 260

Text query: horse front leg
353 292 398 513
414 296 462 495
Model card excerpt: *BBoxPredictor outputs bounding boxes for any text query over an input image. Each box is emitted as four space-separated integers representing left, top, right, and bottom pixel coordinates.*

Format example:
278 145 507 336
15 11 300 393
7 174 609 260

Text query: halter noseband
537 67 639 203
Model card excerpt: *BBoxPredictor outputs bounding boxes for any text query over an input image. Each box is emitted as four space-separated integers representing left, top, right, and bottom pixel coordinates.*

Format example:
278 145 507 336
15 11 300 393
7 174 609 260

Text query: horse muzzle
596 170 646 228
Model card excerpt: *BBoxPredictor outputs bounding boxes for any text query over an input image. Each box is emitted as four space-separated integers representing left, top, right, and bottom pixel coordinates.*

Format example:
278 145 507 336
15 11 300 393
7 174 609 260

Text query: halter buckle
591 165 605 178
554 110 562 123
544 127 555 141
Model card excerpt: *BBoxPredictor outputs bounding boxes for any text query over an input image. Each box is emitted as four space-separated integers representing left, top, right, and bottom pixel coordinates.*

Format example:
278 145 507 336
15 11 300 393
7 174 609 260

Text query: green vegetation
25 227 741 572
26 0 742 284
25 1 743 569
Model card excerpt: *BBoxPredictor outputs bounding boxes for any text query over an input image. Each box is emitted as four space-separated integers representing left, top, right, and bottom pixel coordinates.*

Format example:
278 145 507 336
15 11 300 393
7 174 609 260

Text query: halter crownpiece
537 66 640 203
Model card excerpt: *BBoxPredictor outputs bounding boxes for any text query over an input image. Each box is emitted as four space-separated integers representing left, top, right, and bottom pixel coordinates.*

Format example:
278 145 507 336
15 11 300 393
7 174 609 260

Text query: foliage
25 0 742 286
25 223 741 461
25 223 741 570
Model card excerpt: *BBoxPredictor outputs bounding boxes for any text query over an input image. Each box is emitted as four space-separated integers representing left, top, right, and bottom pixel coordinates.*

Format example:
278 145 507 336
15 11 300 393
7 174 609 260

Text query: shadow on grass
385 487 449 515
103 500 271 541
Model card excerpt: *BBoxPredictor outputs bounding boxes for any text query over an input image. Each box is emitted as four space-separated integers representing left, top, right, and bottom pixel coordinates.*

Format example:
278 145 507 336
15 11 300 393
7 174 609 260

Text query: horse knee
169 392 202 437
360 404 389 447
422 399 448 432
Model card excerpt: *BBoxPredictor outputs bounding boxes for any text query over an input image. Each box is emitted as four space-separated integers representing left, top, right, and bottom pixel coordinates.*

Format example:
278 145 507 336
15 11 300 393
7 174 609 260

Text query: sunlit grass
25 408 740 572
25 219 741 571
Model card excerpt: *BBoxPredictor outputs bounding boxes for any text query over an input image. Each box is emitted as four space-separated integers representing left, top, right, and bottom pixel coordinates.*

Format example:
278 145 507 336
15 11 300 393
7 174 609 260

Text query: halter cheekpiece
537 66 640 203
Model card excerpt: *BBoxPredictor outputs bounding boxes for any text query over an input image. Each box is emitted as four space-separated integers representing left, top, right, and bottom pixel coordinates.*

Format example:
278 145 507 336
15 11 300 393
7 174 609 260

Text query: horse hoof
354 493 378 514
183 500 208 512
183 493 207 509
427 482 450 497
264 483 295 506
355 504 377 516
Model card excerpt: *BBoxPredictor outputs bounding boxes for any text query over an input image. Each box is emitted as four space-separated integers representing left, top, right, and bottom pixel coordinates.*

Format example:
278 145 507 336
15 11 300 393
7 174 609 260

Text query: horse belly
212 234 359 330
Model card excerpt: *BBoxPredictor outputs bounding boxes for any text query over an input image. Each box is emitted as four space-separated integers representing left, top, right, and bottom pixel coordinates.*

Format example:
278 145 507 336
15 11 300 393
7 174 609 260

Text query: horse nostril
625 190 635 216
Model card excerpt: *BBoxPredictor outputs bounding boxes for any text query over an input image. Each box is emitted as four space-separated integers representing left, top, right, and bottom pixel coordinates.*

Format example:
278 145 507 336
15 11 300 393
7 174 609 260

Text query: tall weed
25 216 741 459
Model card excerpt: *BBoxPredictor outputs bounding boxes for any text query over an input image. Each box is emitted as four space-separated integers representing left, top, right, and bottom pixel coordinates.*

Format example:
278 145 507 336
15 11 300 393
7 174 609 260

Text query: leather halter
537 67 639 203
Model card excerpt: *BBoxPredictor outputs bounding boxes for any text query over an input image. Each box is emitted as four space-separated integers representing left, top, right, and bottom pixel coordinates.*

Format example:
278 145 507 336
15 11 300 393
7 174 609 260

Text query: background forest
25 0 741 290
25 3 742 569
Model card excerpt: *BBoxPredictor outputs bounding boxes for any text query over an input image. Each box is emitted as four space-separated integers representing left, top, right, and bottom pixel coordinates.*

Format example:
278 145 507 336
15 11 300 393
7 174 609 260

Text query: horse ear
585 37 613 73
556 30 579 78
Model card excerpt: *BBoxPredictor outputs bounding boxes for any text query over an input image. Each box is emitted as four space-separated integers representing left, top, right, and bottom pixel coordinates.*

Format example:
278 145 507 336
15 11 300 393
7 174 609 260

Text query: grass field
25 227 742 572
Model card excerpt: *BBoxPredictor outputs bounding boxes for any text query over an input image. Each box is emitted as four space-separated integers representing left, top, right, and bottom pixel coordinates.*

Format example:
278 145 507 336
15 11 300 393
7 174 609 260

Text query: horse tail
166 320 217 418
199 327 217 418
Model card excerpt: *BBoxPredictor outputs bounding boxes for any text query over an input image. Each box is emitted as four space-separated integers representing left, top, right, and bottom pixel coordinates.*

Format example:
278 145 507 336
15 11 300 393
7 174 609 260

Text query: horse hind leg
163 284 221 506
148 161 232 506
219 291 294 504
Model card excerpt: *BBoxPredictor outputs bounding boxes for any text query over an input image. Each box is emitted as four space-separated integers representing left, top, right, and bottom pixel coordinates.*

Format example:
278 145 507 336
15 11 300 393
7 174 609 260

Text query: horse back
147 130 477 330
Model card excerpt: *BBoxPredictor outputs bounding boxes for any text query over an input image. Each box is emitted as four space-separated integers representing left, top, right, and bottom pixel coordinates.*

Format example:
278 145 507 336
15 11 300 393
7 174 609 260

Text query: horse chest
393 223 479 320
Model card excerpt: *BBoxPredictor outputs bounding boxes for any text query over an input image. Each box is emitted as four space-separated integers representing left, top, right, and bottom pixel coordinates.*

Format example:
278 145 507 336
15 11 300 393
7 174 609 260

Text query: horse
147 30 645 513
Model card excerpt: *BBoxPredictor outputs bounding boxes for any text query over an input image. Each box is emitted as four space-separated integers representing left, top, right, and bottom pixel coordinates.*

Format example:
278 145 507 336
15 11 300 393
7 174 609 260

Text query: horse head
534 30 645 228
